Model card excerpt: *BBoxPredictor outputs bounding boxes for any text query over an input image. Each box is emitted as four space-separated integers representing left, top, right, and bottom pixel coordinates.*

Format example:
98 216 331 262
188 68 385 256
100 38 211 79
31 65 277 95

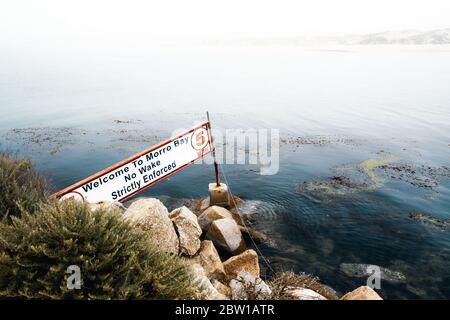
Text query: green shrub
0 201 203 299
0 153 48 221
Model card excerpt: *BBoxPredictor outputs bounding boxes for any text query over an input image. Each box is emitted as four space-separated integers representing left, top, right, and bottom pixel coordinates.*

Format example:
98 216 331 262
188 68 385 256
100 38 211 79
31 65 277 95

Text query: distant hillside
346 29 450 45
201 28 450 46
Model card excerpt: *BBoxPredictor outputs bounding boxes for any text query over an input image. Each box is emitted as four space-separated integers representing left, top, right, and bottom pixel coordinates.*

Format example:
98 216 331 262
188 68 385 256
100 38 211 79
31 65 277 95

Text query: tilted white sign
52 122 211 203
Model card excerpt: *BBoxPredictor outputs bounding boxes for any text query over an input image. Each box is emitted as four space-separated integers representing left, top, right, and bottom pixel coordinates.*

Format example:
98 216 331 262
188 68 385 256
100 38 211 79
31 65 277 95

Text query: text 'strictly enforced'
52 122 211 203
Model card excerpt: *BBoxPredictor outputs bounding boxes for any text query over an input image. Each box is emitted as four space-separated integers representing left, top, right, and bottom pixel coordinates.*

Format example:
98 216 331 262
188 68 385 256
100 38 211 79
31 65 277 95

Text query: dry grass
267 271 339 300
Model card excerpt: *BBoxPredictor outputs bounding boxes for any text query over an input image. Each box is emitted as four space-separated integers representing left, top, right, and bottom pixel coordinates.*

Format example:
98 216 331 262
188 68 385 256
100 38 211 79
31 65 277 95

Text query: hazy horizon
1 0 450 49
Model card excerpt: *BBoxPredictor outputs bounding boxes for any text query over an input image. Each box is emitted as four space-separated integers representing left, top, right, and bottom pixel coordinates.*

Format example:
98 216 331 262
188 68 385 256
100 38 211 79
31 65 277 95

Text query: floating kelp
378 163 450 190
297 176 370 198
280 135 362 147
339 263 407 283
409 212 450 231
297 156 399 200
297 155 450 201
113 119 143 124
5 127 87 155
4 124 167 155
358 156 400 185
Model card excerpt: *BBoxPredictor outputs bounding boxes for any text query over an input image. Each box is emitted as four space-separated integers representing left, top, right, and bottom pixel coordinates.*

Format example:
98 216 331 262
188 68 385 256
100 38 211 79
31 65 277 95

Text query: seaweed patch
409 212 450 231
296 156 399 200
280 135 363 147
4 127 86 155
297 155 449 201
378 163 450 189
358 156 400 184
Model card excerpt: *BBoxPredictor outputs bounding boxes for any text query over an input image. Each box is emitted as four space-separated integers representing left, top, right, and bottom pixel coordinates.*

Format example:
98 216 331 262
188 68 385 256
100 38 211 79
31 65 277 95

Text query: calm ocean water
1 45 449 299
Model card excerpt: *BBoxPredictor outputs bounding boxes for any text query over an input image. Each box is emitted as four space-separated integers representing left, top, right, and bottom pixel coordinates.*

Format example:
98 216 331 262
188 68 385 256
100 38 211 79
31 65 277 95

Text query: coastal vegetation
0 154 202 300
0 153 48 221
0 153 381 300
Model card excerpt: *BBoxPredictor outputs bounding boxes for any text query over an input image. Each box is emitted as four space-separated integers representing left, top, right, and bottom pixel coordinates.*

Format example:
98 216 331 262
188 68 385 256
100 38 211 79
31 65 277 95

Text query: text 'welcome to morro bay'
56 123 211 203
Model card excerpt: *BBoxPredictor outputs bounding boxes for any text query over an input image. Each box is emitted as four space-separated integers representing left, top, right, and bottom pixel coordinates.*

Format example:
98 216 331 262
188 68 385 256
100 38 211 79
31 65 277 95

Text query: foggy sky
1 0 449 48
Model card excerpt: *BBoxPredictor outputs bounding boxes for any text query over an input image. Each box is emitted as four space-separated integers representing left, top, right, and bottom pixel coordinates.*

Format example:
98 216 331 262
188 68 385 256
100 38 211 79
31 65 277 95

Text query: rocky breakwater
94 196 383 300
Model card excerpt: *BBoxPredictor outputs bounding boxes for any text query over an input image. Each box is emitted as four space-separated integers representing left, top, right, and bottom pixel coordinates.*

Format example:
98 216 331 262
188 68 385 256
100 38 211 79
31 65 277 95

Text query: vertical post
206 111 220 187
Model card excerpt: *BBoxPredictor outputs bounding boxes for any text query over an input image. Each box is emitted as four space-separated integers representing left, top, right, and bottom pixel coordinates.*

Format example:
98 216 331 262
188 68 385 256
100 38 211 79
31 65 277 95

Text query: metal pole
206 111 220 187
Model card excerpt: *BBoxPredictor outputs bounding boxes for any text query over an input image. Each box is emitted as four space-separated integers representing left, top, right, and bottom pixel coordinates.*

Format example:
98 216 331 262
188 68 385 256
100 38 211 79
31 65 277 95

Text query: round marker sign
191 127 209 150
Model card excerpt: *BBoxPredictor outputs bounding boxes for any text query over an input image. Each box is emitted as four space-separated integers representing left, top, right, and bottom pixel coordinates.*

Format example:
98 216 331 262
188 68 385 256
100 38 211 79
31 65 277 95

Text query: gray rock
229 271 272 300
198 206 234 231
170 206 202 256
190 263 228 300
339 263 406 282
341 286 383 300
206 218 246 255
223 249 260 280
123 198 179 255
285 287 327 300
190 240 226 281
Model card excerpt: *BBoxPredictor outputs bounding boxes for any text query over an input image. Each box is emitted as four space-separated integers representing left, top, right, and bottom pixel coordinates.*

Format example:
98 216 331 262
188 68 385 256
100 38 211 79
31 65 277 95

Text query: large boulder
190 263 228 300
286 288 327 300
198 206 234 231
206 218 246 255
341 286 383 300
169 206 202 256
191 240 226 281
223 249 260 280
123 198 179 255
229 271 272 300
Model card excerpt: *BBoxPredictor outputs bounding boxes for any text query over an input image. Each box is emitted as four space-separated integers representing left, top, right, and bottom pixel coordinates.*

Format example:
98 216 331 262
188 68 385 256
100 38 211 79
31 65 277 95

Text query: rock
198 198 211 215
341 286 383 300
192 195 244 216
169 206 202 256
191 240 226 281
206 218 246 255
223 249 260 280
211 279 231 298
229 195 244 209
239 226 268 242
123 198 179 255
286 288 327 300
88 201 125 213
209 183 231 207
198 206 234 231
339 263 406 282
323 285 340 300
190 263 228 300
230 211 244 226
191 197 210 216
229 271 272 300
198 205 245 231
